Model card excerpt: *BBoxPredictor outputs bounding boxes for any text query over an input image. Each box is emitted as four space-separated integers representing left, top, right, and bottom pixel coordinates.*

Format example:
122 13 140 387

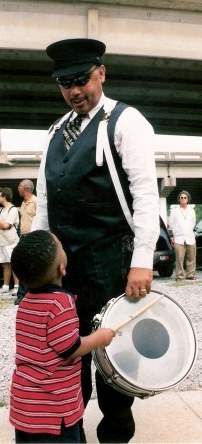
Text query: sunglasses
56 66 98 89
180 196 187 199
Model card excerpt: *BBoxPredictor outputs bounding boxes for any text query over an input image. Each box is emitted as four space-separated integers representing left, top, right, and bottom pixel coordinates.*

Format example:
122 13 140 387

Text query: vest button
57 188 61 193
60 172 64 177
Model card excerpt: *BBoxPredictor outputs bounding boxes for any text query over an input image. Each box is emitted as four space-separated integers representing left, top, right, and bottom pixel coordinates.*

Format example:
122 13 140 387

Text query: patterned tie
63 115 85 150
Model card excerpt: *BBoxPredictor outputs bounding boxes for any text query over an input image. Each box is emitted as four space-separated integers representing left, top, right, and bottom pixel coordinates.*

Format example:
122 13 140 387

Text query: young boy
9 230 115 443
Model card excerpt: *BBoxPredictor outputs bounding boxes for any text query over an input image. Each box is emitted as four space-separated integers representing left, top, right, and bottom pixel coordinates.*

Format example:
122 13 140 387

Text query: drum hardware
92 290 197 399
93 298 116 328
92 313 102 329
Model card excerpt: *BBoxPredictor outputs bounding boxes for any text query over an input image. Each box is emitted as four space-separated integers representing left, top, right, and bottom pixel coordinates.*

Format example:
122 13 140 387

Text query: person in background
32 38 160 443
18 179 37 235
15 179 37 305
9 230 115 444
169 190 196 281
0 187 19 295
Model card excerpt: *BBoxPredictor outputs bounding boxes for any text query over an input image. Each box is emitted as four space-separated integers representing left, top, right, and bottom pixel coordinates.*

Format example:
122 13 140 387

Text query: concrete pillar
160 177 176 198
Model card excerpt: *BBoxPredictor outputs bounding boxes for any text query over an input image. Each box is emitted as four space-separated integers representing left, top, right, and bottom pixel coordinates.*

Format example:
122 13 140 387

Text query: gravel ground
0 272 201 407
152 273 202 392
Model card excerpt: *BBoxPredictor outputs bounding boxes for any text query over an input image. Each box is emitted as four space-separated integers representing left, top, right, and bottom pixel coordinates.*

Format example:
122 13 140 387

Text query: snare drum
92 290 197 398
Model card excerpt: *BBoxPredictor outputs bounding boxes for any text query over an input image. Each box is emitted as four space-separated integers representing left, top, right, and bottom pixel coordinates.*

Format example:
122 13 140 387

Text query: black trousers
15 421 80 443
15 282 27 305
62 233 135 443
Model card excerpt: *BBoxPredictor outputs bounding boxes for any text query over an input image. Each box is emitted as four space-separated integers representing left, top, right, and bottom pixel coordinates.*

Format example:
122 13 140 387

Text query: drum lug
92 314 102 330
140 391 157 399
106 377 114 385
92 298 116 330
106 371 119 385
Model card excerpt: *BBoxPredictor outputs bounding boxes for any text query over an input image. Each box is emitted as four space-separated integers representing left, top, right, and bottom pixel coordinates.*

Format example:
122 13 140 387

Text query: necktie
63 115 84 150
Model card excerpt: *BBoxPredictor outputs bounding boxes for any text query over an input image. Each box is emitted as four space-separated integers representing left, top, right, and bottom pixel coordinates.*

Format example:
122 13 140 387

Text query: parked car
153 217 175 277
194 219 202 268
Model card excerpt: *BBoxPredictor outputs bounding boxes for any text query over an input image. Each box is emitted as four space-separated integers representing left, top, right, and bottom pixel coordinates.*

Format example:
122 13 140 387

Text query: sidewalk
1 390 201 443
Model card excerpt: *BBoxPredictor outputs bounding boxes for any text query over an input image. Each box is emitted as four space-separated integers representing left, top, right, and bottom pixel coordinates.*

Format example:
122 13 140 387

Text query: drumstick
113 295 163 332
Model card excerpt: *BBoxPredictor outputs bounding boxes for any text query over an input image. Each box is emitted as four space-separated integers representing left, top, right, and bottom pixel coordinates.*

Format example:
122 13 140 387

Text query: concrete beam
1 1 202 60
0 164 39 179
156 152 202 179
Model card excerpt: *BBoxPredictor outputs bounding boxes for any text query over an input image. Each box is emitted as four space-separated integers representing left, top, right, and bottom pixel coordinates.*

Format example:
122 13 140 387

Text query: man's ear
59 263 66 277
99 65 106 84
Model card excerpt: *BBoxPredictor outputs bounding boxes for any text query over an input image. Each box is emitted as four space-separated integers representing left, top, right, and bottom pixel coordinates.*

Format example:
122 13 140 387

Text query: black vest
45 102 133 251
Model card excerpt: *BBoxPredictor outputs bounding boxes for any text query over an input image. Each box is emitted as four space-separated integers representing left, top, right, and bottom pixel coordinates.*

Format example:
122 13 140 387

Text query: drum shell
93 291 197 398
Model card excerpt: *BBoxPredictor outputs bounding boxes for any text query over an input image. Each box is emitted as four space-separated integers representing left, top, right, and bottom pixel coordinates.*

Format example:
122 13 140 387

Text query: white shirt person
169 190 196 280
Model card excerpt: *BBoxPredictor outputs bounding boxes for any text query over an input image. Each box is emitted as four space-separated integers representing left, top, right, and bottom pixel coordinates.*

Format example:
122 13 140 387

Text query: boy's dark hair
11 230 57 286
1 187 13 202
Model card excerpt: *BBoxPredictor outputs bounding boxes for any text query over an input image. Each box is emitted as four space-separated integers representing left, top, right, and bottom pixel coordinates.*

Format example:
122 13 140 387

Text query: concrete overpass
1 0 202 212
1 0 202 135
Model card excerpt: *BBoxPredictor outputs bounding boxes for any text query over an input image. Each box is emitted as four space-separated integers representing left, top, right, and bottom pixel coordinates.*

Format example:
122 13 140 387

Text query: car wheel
157 264 174 277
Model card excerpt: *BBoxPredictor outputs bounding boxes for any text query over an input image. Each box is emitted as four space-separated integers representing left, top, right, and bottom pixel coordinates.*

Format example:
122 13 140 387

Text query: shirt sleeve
169 209 175 233
47 294 80 356
27 199 37 218
31 137 50 231
191 208 196 229
114 107 160 269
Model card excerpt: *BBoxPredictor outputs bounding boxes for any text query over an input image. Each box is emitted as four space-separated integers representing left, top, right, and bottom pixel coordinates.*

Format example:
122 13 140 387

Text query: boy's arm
69 328 115 359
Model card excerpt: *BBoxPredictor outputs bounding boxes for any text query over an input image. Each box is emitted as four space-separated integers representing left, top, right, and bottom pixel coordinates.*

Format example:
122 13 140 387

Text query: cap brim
52 62 95 78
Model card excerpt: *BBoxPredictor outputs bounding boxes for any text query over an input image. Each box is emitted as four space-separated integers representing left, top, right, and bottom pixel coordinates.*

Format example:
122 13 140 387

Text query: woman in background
169 190 196 281
0 187 19 295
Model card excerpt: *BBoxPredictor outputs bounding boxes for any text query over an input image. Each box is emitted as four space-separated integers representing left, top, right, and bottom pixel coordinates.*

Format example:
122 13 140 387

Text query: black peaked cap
46 38 106 77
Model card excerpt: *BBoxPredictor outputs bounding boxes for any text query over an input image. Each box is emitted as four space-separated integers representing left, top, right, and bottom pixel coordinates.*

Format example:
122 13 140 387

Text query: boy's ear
59 263 66 277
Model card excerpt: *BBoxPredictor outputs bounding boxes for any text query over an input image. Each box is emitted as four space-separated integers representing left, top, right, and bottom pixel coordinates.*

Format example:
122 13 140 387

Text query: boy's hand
97 328 115 346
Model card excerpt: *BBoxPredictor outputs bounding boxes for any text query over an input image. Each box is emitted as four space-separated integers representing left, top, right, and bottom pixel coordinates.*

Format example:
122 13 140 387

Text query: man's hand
125 267 153 298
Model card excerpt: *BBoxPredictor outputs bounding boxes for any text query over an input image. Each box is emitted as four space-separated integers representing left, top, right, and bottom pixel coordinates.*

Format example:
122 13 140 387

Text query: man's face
0 193 3 204
58 65 106 115
18 183 25 197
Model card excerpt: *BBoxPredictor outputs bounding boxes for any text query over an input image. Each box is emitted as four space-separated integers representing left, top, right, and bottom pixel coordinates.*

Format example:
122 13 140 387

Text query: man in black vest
32 38 160 443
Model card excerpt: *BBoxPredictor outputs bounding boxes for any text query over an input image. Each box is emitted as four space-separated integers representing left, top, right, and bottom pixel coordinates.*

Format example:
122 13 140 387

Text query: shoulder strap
0 205 15 214
107 102 129 148
96 102 129 166
8 206 19 230
96 103 135 234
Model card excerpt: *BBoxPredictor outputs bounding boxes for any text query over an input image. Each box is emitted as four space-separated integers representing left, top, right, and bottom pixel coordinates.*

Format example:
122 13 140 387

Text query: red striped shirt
9 285 84 435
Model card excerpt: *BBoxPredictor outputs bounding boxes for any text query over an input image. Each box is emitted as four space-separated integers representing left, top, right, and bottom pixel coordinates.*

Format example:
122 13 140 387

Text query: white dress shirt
32 93 160 269
169 206 196 245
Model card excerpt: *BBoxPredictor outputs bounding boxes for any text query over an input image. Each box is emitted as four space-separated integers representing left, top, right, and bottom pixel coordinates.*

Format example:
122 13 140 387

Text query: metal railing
155 151 202 162
0 150 202 166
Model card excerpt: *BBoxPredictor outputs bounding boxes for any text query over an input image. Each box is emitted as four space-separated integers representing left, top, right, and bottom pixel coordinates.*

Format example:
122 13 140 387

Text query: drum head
101 291 197 392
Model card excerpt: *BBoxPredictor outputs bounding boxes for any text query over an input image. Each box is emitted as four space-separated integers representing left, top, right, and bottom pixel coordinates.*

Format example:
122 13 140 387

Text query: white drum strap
96 114 135 234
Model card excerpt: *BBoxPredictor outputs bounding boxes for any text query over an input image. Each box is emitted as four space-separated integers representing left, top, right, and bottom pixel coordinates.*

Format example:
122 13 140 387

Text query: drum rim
93 289 198 393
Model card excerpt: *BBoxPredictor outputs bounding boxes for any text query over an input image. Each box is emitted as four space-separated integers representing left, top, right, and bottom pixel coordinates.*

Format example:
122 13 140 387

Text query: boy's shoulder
22 285 76 309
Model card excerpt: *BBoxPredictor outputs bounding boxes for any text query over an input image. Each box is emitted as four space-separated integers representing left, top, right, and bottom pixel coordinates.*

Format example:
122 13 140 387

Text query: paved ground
84 391 202 443
1 271 202 443
1 390 202 443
